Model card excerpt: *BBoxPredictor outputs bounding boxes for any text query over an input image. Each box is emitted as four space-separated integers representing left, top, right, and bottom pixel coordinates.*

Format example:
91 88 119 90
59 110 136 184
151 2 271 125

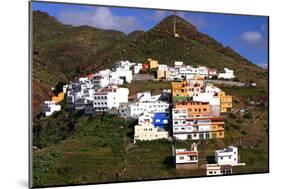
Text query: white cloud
240 31 263 45
57 7 142 34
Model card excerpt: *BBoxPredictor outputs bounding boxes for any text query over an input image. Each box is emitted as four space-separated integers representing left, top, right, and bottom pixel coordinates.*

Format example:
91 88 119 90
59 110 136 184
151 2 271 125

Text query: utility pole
173 11 179 38
173 11 176 36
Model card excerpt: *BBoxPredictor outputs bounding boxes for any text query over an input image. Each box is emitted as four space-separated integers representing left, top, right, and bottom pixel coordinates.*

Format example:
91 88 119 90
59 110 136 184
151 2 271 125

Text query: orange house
171 80 189 97
175 101 211 118
208 117 225 139
185 117 225 139
52 92 65 104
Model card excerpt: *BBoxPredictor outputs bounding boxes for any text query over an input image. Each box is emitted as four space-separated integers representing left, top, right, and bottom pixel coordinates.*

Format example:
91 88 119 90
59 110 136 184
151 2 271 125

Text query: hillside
94 16 267 85
32 11 267 116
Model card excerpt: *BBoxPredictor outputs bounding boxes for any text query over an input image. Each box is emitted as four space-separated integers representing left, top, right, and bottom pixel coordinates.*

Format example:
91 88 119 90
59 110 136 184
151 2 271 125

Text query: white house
62 84 68 93
109 70 132 85
206 164 232 176
134 124 169 142
215 146 238 166
43 101 61 116
118 92 170 118
158 64 168 71
175 143 198 164
92 72 110 89
93 85 129 112
218 68 235 79
138 111 154 126
197 66 209 78
134 63 143 74
174 61 183 68
114 60 134 71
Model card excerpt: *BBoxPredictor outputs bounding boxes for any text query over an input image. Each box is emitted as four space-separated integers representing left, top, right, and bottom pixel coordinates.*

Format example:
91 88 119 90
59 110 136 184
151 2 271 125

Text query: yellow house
147 58 159 69
157 70 170 80
134 124 168 142
171 80 189 97
209 117 225 139
218 91 232 113
52 92 65 104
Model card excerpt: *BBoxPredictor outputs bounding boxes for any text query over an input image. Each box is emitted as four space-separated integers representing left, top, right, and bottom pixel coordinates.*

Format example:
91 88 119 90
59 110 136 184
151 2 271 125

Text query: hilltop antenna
173 11 179 38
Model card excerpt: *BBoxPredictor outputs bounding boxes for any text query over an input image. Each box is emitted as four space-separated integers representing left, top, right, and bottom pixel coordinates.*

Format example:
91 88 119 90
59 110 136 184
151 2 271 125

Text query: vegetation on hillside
32 82 268 187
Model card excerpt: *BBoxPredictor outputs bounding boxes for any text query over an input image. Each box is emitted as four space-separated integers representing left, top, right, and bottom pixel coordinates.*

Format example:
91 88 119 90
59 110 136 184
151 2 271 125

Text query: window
229 156 231 159
156 119 160 123
221 157 223 160
179 156 184 160
209 171 213 174
187 135 192 139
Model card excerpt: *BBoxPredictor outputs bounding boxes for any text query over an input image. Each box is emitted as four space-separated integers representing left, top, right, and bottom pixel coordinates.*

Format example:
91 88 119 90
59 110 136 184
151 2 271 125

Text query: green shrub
243 113 253 119
230 123 241 130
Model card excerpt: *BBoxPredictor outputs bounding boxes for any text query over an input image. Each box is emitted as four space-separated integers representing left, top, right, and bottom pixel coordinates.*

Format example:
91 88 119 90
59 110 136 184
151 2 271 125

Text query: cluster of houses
175 144 245 175
42 59 235 117
41 59 243 175
131 75 233 142
156 61 235 80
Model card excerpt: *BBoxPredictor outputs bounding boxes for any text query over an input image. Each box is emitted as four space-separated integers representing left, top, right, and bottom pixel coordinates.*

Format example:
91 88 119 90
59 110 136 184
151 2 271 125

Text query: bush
230 123 241 130
243 113 253 119
236 119 244 124
229 113 237 119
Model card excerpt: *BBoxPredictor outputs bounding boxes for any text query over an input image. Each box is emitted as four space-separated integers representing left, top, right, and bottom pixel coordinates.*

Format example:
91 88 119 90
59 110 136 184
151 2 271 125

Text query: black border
29 0 270 188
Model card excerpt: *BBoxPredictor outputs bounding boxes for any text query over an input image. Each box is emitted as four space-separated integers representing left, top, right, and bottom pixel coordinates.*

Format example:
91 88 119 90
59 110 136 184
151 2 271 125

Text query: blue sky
32 1 268 67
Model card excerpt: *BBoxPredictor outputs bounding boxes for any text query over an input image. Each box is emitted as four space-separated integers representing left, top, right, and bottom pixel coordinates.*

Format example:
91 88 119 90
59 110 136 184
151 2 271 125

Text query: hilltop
32 11 267 116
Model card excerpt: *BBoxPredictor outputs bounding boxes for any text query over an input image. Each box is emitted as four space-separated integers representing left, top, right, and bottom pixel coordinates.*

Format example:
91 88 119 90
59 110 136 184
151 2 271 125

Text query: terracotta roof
186 117 224 121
